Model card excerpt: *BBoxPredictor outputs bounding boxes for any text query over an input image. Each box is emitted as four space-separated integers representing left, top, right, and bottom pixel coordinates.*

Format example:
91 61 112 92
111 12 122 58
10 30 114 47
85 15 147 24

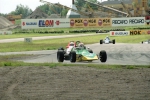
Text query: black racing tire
57 50 64 62
112 39 115 44
88 49 93 53
100 40 103 44
70 51 76 63
99 50 107 62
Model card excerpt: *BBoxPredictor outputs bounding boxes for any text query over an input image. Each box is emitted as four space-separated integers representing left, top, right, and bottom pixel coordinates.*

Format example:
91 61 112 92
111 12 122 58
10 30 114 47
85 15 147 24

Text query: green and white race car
57 41 107 63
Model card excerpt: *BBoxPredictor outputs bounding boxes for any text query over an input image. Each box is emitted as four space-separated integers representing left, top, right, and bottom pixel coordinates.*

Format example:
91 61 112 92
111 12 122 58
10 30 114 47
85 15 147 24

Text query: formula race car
100 36 115 44
57 41 107 63
141 39 150 44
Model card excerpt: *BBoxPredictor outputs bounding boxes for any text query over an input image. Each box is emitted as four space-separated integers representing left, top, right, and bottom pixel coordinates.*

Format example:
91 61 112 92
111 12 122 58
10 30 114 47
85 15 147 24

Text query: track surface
1 43 150 65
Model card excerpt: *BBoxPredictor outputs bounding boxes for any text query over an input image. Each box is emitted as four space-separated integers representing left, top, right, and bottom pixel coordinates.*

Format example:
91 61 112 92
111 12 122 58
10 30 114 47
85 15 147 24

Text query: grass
0 60 149 69
0 32 87 39
0 34 149 52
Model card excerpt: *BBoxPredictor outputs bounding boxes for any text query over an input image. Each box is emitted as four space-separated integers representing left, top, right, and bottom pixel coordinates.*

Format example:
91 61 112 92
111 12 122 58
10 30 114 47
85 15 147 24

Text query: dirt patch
0 66 150 100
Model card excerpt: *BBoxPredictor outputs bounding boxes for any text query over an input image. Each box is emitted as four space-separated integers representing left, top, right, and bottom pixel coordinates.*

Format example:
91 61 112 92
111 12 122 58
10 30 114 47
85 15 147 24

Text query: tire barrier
96 29 125 33
14 30 65 34
96 30 110 33
69 30 98 33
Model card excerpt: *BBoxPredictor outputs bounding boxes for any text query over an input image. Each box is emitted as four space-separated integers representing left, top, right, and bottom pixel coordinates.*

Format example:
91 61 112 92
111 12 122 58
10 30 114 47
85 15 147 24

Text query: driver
78 42 86 49
78 42 84 47
105 36 110 40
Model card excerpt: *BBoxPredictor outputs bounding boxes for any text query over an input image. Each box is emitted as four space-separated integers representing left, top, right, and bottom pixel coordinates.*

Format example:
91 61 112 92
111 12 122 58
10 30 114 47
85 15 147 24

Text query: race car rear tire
57 50 64 62
100 40 103 44
112 39 115 44
99 50 107 62
70 51 76 63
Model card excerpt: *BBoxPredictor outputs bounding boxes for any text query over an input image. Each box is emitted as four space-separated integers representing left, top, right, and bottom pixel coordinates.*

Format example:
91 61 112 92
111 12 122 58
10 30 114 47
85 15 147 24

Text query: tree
61 9 68 17
85 0 98 11
75 0 85 10
37 4 51 15
9 4 32 18
37 4 63 16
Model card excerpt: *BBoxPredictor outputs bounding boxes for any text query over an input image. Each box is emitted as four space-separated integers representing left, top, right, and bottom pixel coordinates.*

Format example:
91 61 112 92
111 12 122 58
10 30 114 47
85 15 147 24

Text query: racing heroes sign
112 17 145 26
70 18 111 27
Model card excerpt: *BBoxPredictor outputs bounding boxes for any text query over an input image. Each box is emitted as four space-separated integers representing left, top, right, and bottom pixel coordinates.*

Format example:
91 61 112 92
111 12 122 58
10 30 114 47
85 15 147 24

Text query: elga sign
111 17 145 26
21 19 70 29
110 31 130 36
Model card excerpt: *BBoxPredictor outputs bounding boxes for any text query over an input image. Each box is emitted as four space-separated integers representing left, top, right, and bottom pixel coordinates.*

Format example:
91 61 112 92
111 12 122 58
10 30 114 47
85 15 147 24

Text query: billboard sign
21 19 70 29
70 18 111 27
112 17 145 26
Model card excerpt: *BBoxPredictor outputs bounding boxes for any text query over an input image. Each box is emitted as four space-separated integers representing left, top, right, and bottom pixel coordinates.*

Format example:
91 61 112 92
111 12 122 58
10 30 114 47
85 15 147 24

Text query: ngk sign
110 31 130 36
112 17 145 26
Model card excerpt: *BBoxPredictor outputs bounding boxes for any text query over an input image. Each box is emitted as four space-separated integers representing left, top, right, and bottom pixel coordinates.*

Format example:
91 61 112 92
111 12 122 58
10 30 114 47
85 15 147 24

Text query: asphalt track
1 43 150 65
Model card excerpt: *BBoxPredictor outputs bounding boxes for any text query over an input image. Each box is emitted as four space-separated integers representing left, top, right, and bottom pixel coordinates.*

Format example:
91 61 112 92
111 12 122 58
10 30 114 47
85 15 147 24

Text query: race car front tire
112 39 115 44
70 51 76 63
100 40 103 44
99 50 107 62
57 50 64 62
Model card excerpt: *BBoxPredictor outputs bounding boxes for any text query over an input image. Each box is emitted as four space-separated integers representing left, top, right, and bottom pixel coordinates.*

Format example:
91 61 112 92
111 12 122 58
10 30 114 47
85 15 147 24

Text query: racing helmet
79 43 84 47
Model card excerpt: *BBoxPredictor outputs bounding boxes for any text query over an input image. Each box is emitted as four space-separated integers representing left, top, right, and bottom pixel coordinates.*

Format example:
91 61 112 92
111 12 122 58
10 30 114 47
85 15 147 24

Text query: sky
0 0 107 14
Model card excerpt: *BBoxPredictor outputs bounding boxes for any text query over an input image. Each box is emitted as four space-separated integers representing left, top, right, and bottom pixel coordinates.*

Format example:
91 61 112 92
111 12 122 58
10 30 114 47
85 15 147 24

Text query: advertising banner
70 18 111 27
21 19 70 29
130 30 147 35
100 18 112 27
70 18 85 27
112 17 145 27
110 31 130 36
146 30 150 34
0 31 12 35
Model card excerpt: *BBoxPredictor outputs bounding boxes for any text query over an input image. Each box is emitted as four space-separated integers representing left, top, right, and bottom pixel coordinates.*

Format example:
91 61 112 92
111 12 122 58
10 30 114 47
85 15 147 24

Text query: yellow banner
130 30 148 35
98 18 112 27
70 18 112 27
